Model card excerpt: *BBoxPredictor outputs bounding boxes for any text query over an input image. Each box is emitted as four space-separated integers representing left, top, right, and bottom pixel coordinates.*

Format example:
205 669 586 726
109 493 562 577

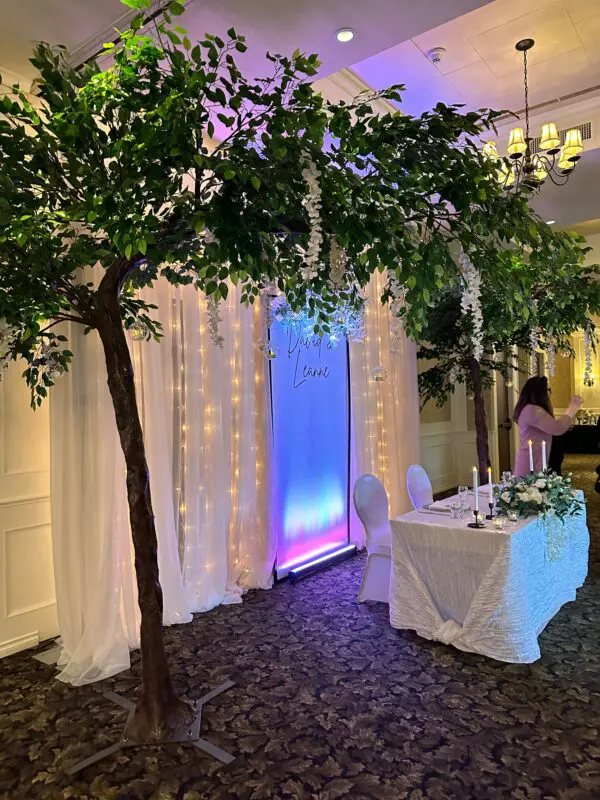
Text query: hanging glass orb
127 320 147 341
46 364 65 382
506 378 513 388
371 365 387 382
257 339 280 360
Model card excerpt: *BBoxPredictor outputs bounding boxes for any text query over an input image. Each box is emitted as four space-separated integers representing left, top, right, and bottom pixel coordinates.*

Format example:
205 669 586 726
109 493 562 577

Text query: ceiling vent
529 121 592 155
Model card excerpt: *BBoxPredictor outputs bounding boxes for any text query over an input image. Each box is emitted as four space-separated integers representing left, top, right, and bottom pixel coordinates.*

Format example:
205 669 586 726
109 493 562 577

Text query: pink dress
514 404 573 476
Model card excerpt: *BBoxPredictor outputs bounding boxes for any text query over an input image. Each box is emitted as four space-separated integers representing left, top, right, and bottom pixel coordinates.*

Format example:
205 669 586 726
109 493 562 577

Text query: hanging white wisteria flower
447 364 460 386
387 274 408 355
529 325 539 375
546 337 556 378
458 249 483 362
583 322 593 387
300 155 323 283
206 296 225 349
329 237 348 286
0 320 19 376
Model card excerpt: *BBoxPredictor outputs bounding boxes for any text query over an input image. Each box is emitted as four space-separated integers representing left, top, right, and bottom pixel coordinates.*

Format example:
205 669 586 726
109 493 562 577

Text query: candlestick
472 466 479 512
528 439 534 473
468 510 485 529
542 440 547 471
487 502 494 520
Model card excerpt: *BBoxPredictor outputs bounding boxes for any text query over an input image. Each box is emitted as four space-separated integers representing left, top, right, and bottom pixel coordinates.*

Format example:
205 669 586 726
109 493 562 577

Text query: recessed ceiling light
546 219 556 225
336 28 355 43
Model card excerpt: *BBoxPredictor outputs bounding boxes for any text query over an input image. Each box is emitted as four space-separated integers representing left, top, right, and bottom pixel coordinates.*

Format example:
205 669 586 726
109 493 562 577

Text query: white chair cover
407 464 434 510
353 474 392 602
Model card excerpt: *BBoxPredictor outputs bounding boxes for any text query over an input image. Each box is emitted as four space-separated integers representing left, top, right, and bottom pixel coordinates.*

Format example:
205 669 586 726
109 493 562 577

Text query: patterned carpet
1 455 599 800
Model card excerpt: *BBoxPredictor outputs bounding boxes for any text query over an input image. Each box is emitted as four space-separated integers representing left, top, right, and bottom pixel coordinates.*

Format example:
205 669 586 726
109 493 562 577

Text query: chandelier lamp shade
483 39 584 191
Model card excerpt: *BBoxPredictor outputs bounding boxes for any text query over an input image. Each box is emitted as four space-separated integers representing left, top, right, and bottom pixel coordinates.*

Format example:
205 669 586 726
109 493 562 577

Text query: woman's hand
567 395 583 416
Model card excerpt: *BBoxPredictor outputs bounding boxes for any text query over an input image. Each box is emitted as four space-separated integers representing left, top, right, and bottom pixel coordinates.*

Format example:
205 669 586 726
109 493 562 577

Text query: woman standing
513 376 582 476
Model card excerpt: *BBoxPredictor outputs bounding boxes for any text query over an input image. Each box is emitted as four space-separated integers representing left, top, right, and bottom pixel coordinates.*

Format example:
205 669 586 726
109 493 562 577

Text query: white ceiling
3 0 600 232
530 147 600 228
0 0 489 84
352 0 600 117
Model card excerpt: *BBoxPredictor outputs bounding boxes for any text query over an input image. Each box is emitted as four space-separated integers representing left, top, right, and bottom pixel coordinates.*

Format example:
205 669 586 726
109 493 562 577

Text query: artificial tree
0 0 560 741
416 231 600 479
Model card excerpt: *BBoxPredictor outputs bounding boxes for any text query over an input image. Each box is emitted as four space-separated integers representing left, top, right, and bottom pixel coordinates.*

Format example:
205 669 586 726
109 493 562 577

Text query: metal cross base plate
66 680 235 776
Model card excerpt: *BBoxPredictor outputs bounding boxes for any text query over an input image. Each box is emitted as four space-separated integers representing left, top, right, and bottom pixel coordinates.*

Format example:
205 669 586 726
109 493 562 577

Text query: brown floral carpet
1 455 599 800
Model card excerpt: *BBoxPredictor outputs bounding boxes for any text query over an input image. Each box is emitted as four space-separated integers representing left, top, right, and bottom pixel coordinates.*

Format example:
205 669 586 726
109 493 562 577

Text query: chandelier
483 39 584 191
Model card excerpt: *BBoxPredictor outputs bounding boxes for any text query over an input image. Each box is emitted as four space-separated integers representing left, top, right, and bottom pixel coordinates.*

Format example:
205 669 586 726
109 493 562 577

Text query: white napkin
420 501 451 514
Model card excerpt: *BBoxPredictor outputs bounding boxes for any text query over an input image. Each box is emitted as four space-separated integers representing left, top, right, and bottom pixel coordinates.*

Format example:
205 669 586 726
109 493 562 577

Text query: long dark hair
513 376 553 421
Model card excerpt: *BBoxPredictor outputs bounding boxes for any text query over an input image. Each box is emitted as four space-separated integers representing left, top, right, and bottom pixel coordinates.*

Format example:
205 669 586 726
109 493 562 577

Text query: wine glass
458 485 470 516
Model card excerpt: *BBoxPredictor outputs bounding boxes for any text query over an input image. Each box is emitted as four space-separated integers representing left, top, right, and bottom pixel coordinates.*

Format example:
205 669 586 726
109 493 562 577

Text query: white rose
501 491 511 502
535 479 547 490
528 489 543 504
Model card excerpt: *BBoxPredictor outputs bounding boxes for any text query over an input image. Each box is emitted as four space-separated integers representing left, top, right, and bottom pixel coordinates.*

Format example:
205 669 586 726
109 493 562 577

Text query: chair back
407 464 433 509
353 474 390 551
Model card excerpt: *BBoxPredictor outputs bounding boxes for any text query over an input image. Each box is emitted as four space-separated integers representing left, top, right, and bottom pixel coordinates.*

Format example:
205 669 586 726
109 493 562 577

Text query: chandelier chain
523 48 530 142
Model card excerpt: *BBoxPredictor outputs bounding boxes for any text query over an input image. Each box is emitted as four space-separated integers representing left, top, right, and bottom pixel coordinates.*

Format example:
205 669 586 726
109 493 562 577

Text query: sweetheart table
389 494 589 663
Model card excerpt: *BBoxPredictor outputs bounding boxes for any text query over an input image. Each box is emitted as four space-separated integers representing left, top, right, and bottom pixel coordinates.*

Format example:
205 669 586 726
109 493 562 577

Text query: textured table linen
389 497 589 663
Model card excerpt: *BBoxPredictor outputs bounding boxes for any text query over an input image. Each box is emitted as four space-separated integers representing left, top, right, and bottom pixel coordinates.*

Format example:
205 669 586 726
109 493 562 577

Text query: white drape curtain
350 271 421 545
51 279 273 685
50 271 419 684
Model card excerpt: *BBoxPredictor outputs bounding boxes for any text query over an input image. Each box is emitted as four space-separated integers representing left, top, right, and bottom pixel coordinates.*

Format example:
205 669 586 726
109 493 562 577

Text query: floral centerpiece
494 472 583 521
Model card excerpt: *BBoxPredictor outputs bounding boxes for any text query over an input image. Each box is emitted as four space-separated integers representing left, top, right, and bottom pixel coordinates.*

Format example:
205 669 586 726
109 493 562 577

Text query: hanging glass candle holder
127 320 148 341
257 339 280 360
371 365 387 382
505 378 513 388
46 361 65 382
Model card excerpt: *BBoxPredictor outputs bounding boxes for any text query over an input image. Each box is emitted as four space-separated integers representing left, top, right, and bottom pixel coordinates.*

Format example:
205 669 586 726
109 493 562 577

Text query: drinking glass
450 499 462 519
458 485 470 516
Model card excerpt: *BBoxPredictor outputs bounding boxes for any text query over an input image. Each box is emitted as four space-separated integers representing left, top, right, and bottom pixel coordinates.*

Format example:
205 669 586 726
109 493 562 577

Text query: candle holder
486 502 494 520
468 510 486 529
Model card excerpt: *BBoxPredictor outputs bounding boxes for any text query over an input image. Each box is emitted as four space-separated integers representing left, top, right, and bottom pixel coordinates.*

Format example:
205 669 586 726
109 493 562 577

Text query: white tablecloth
389 495 589 663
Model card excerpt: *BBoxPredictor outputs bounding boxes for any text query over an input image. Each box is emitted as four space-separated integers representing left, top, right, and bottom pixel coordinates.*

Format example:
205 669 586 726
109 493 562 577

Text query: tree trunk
95 271 193 742
470 357 490 483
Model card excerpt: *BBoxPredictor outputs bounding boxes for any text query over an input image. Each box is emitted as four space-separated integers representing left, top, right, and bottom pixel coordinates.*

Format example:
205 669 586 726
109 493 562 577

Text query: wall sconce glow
336 28 355 43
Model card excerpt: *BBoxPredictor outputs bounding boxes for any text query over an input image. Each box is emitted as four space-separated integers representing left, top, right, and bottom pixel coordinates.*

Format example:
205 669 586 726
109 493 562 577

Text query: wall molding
0 494 49 509
0 631 39 659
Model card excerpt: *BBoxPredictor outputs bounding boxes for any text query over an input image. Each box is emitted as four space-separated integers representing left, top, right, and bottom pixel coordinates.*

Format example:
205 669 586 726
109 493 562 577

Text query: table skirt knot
434 619 464 645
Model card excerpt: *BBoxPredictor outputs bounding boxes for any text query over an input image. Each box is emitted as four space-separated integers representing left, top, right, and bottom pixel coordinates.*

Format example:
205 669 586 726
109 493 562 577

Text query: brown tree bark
94 262 193 742
470 357 491 483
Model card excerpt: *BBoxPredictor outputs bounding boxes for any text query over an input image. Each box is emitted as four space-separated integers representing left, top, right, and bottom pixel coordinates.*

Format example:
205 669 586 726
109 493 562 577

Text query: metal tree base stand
66 680 235 776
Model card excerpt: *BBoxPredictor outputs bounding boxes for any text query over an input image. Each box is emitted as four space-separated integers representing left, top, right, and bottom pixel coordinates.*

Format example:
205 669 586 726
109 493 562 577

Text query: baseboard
0 631 39 659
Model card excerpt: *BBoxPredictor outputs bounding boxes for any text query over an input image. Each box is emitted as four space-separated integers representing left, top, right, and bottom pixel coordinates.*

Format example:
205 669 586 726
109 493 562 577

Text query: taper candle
488 466 493 502
542 440 547 471
528 439 534 473
473 466 479 511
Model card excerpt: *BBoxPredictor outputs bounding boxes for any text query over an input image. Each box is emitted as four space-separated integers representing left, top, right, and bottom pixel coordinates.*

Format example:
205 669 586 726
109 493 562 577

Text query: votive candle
542 440 547 471
473 466 479 511
528 439 534 473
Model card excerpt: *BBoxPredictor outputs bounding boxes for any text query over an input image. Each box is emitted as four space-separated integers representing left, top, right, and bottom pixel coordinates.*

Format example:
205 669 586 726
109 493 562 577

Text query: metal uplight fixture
483 39 584 191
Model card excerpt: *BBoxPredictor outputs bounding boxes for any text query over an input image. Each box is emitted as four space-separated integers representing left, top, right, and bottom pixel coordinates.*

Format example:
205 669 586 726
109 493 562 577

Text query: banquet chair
407 464 434 510
353 474 392 603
